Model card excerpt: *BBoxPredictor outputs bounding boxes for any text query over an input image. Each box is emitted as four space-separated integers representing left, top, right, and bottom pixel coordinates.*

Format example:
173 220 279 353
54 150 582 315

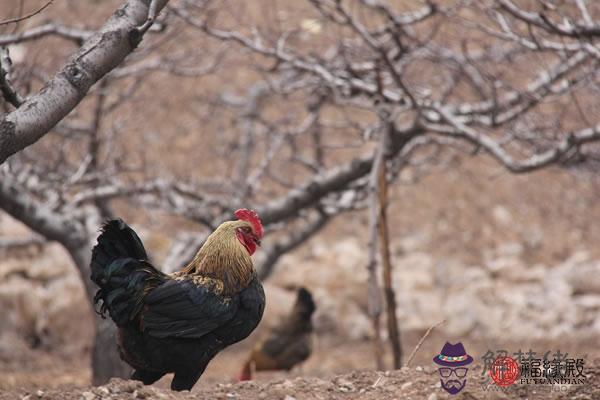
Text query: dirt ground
2 362 599 400
2 333 599 400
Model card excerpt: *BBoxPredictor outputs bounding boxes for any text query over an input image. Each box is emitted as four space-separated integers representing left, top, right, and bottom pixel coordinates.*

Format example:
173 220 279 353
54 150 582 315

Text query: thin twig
136 0 159 33
371 373 384 387
0 0 54 27
403 320 446 368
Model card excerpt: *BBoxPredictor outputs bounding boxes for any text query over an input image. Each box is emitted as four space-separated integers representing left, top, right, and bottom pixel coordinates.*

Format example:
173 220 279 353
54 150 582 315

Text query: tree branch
0 1 54 27
0 176 85 246
428 106 600 173
258 124 421 224
0 23 91 46
0 235 46 250
497 0 600 38
0 0 171 165
257 210 331 280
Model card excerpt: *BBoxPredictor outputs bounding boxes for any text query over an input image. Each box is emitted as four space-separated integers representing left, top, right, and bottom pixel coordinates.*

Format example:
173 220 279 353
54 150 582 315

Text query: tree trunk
68 244 132 384
1 176 133 383
92 317 132 385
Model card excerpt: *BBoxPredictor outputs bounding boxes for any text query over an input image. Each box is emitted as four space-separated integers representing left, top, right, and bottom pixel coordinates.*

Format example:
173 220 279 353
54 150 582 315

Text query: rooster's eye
243 226 252 233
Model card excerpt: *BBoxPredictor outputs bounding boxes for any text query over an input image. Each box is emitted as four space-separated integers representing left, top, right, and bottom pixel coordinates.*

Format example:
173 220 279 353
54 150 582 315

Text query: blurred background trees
1 0 599 386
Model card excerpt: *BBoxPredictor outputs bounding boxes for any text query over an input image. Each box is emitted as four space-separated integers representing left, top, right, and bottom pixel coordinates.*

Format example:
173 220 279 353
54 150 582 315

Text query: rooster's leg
131 369 165 385
171 370 203 391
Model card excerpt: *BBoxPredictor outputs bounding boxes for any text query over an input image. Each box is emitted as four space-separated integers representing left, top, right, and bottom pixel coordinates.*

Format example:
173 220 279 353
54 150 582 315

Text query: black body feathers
90 219 163 326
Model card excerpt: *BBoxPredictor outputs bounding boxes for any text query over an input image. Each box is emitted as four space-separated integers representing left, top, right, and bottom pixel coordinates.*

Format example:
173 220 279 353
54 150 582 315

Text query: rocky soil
3 362 600 400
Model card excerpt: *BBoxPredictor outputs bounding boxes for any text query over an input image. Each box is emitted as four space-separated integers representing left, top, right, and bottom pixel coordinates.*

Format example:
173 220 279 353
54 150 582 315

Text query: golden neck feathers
179 221 254 295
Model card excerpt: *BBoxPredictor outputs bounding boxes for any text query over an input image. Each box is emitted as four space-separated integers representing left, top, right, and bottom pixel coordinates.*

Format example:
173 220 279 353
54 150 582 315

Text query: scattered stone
118 380 142 393
140 387 156 399
92 386 109 397
427 393 438 400
35 390 44 398
237 380 258 389
282 379 294 388
401 381 413 390
492 205 512 226
336 377 356 392
80 391 95 400
131 388 153 399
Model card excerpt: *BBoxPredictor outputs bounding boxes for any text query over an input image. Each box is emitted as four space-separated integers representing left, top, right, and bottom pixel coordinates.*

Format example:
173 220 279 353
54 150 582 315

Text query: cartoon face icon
433 342 473 395
438 366 469 394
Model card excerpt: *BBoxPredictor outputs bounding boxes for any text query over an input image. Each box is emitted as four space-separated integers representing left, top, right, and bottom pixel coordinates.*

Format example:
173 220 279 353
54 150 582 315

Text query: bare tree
0 0 173 383
170 0 600 367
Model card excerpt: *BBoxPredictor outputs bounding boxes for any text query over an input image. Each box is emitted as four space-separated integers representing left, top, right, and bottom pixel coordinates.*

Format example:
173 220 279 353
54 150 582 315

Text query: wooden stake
377 121 403 369
367 125 385 370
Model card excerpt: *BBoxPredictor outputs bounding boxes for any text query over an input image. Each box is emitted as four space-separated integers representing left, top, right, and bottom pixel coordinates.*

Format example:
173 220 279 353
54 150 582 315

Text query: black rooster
90 209 265 391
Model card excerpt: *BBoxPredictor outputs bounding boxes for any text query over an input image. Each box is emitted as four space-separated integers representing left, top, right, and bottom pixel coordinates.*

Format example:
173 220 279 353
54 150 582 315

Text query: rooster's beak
254 237 261 246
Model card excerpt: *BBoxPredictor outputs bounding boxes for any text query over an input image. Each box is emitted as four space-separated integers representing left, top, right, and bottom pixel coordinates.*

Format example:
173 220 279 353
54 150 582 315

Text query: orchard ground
1 332 599 400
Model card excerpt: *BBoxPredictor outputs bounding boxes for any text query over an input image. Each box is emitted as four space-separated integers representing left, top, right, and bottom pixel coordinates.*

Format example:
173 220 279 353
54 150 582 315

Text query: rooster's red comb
234 209 264 238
